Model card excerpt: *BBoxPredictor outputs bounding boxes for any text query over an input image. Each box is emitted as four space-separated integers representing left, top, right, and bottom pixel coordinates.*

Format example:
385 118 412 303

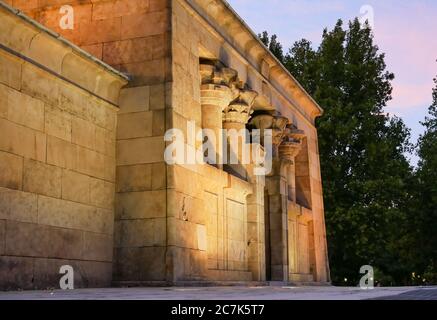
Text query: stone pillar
279 125 305 202
279 125 305 279
249 113 289 281
200 61 236 166
222 88 257 179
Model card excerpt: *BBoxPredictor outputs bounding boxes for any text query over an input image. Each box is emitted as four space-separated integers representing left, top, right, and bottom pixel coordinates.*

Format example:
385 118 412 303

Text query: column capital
223 89 258 125
279 124 306 163
249 113 289 147
200 60 240 110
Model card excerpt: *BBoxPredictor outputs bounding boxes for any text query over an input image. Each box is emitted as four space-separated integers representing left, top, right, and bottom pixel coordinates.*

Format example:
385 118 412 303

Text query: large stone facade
0 0 330 289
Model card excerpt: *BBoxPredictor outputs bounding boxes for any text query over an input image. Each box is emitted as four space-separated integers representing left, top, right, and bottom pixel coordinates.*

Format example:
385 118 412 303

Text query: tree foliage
260 19 432 285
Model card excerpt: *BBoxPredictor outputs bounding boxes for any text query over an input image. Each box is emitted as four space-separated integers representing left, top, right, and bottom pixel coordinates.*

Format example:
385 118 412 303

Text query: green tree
258 31 285 62
260 19 414 285
414 75 437 283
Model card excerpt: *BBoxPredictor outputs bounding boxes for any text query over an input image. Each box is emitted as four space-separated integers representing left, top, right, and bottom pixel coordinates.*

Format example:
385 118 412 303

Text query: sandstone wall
0 3 127 290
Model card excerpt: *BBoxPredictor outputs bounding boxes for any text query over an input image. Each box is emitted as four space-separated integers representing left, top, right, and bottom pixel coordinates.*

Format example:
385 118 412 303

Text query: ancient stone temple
0 0 330 289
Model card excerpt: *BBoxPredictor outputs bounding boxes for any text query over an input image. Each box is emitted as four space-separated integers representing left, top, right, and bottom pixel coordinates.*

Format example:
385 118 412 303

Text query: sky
227 0 437 165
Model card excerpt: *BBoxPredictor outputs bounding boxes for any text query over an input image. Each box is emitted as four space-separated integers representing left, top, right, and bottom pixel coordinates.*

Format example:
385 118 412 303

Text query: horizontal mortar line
3 221 113 236
0 44 120 109
0 254 112 264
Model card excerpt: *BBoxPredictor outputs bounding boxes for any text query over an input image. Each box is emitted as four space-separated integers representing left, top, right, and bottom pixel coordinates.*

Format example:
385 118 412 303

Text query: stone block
61 169 90 204
119 86 150 114
115 218 165 248
90 0 147 20
7 89 45 131
119 58 169 86
116 164 152 192
167 218 198 249
58 84 89 119
0 256 34 290
0 187 37 223
76 146 105 179
21 63 59 106
103 38 153 65
90 178 114 209
120 11 168 39
83 232 113 262
0 84 8 118
0 52 21 90
0 151 23 190
80 17 122 45
197 224 207 251
0 118 46 162
115 190 166 219
151 162 166 190
152 110 165 136
82 44 103 60
95 126 114 156
117 111 153 139
116 136 165 165
113 247 166 281
92 103 117 131
149 0 169 12
150 84 165 110
0 219 4 255
45 106 72 141
37 195 113 235
72 117 96 149
47 135 77 170
104 155 116 182
4 220 48 257
23 159 62 198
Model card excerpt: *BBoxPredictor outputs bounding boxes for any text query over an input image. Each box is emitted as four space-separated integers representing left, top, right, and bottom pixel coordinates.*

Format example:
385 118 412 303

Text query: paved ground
1 285 437 300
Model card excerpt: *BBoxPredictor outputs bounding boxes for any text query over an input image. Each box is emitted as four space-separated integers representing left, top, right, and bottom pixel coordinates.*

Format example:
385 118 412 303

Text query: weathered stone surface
45 107 72 142
116 137 165 165
0 188 38 223
72 117 96 149
61 169 90 204
0 118 46 162
0 256 34 290
90 178 114 209
23 159 62 198
0 151 23 190
6 89 45 131
115 218 166 248
117 111 153 139
114 247 166 281
0 219 4 255
83 232 113 262
116 164 152 192
37 195 113 235
47 135 77 170
119 86 150 114
0 52 21 90
4 220 83 259
115 190 166 220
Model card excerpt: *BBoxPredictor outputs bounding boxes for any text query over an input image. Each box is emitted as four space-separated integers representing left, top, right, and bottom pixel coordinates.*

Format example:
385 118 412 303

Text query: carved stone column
249 113 289 281
222 88 257 179
200 61 236 165
279 124 305 203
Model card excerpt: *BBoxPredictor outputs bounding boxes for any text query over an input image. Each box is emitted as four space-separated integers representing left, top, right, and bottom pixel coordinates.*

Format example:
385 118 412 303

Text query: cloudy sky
227 0 437 164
